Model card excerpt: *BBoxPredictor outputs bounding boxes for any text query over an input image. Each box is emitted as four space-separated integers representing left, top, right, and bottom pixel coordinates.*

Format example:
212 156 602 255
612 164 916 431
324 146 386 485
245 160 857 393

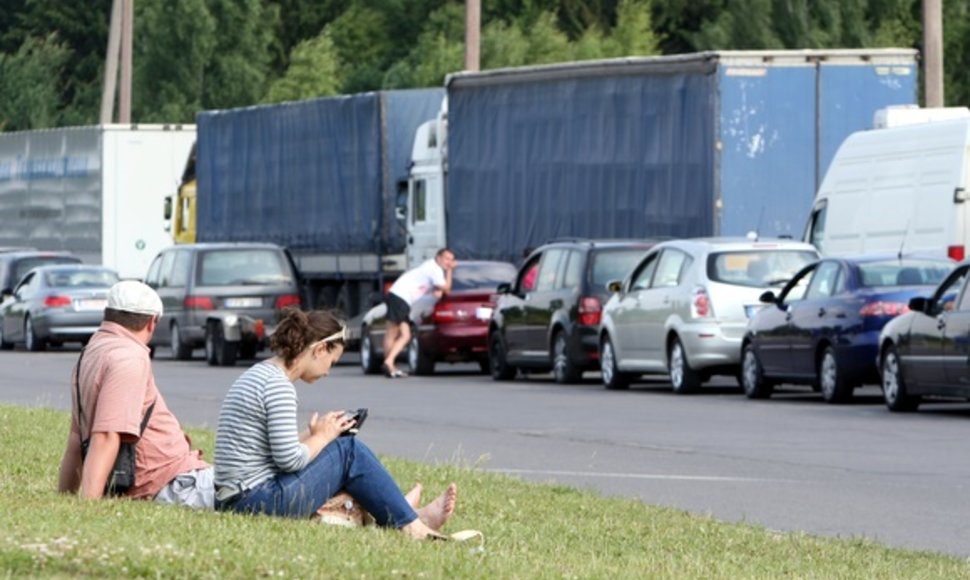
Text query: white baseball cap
107 280 163 317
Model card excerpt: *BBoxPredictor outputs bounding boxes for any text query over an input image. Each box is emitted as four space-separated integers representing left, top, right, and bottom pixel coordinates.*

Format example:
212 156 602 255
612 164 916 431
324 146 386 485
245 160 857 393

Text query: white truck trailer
0 125 196 279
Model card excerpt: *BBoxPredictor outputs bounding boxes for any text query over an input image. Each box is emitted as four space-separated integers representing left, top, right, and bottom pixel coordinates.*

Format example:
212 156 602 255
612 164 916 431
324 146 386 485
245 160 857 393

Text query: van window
197 249 295 286
169 250 192 287
806 203 827 253
157 251 177 288
411 180 426 224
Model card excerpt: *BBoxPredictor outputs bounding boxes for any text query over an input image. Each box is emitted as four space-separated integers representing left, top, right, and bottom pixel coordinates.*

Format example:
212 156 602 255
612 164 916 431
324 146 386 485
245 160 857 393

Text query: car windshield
708 250 818 288
590 248 649 288
197 249 294 286
452 263 516 291
44 269 119 288
14 257 79 283
857 259 952 287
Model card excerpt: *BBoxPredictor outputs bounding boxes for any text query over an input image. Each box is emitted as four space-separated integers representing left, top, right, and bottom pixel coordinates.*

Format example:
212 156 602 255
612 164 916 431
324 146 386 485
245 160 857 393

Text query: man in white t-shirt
382 248 456 377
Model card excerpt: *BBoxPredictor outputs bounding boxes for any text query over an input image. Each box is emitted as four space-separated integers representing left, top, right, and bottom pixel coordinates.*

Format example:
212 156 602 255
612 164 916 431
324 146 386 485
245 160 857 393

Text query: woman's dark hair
270 308 345 367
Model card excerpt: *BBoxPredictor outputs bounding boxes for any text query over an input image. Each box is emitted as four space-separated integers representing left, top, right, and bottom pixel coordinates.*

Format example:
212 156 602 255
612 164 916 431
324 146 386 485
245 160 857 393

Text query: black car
488 239 654 384
741 255 952 403
878 259 970 412
0 251 82 300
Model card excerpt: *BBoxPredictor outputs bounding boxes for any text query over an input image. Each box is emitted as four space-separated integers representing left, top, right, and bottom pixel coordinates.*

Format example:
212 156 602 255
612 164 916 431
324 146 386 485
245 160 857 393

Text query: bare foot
416 483 457 531
404 483 423 509
400 518 443 540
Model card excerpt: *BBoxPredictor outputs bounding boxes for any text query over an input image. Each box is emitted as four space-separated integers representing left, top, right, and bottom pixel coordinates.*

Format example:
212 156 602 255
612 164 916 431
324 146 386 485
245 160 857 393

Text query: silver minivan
145 243 301 366
598 237 819 391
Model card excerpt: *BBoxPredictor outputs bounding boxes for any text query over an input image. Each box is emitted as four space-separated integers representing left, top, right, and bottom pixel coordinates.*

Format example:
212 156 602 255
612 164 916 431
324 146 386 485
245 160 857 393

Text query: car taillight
948 245 965 261
184 296 214 310
578 296 602 326
275 294 301 309
860 301 909 317
432 302 459 324
44 295 72 308
691 286 712 318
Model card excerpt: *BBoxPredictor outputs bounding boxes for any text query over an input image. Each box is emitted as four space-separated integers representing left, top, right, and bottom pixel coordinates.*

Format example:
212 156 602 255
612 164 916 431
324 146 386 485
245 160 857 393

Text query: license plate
75 298 107 311
475 307 494 321
744 304 763 319
225 297 262 308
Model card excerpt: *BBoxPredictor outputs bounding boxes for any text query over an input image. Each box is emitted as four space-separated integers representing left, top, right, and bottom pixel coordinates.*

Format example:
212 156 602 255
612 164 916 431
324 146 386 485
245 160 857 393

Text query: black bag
74 348 155 496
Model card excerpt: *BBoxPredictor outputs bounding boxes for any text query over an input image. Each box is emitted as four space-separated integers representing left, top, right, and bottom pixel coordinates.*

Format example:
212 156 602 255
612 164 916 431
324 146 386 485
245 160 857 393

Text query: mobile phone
340 408 368 436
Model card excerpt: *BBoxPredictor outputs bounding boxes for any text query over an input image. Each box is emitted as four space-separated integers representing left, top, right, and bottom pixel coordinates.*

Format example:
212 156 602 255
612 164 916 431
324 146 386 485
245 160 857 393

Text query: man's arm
79 431 121 499
57 429 83 493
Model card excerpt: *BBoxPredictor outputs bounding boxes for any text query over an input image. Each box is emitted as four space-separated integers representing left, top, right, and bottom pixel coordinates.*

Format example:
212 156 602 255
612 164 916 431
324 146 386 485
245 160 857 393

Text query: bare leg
384 323 411 374
382 323 400 370
416 483 457 531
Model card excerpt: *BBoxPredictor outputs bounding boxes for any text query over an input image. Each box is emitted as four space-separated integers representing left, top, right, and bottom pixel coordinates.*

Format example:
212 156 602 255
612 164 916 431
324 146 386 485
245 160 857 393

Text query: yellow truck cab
164 142 197 244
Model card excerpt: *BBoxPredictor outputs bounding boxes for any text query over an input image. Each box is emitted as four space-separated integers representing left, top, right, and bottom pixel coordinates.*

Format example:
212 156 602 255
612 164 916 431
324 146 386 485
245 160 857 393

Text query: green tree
327 5 394 93
201 0 278 110
263 32 342 103
0 34 71 130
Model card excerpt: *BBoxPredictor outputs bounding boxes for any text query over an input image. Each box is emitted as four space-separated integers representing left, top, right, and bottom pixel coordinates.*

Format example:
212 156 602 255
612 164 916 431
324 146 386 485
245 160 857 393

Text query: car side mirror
607 280 623 294
496 282 511 294
908 296 928 313
759 290 777 304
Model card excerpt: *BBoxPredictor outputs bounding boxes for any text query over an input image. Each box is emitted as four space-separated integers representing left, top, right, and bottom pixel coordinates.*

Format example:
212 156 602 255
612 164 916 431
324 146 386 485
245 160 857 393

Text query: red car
360 261 517 375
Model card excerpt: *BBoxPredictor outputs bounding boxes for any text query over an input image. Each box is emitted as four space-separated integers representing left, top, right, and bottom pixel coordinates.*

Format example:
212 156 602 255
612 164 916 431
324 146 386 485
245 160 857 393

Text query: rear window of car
708 250 818 288
857 259 952 287
44 269 119 288
590 248 650 288
197 249 295 286
14 257 80 284
452 263 517 291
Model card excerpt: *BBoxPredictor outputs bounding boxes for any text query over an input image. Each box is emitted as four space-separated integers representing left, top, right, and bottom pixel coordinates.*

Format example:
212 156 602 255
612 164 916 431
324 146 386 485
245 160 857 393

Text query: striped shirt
214 361 310 492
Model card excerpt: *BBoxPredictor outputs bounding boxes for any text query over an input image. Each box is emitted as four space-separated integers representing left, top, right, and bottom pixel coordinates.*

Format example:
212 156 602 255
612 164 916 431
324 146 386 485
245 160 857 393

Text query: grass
1 404 968 579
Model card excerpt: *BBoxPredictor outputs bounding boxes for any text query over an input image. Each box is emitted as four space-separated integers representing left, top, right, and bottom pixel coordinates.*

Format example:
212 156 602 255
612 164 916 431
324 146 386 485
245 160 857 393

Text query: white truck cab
405 106 448 267
805 107 970 259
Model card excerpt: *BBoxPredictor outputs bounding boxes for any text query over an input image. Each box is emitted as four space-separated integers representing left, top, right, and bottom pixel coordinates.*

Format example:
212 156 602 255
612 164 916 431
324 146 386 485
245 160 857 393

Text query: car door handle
550 299 563 309
785 312 792 322
817 307 826 317
937 318 946 330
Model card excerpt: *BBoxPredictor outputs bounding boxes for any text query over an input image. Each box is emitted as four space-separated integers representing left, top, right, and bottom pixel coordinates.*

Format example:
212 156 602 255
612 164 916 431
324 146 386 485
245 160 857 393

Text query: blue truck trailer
194 88 444 315
405 49 918 265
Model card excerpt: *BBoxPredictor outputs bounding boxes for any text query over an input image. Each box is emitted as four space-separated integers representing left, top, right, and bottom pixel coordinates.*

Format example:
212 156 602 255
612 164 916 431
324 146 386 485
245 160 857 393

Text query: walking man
382 248 456 377
58 280 214 508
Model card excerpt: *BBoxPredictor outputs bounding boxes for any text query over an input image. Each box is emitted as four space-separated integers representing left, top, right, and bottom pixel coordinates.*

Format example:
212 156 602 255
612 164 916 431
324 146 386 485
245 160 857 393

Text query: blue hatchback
740 255 953 403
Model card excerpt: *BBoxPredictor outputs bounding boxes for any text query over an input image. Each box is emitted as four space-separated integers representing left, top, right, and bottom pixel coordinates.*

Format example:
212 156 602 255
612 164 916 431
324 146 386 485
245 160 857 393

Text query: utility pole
922 0 944 107
99 0 122 124
119 0 134 123
465 0 480 72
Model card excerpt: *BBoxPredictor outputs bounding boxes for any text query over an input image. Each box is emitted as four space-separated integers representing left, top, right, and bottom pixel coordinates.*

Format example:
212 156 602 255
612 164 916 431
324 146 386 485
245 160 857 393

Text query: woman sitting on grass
213 308 457 540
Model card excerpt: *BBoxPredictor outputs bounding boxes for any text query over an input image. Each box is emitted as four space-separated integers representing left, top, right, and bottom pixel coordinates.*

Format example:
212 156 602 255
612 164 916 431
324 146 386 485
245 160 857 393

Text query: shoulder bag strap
73 348 87 439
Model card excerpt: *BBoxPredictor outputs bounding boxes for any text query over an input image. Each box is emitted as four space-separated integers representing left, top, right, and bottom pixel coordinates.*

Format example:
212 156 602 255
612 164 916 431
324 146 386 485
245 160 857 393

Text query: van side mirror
163 195 172 220
908 296 928 313
607 280 623 294
496 282 511 294
759 290 777 304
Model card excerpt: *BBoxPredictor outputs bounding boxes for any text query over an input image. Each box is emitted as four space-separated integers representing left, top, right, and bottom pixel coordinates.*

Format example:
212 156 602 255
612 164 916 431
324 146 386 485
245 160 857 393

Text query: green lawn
1 404 967 579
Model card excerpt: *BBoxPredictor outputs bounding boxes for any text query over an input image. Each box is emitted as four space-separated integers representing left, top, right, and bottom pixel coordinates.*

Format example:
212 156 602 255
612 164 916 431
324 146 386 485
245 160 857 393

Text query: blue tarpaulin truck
405 49 919 265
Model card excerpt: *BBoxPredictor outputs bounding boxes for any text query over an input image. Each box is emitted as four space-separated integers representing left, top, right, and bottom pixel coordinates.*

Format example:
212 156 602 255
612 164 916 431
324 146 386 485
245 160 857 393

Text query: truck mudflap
206 313 271 343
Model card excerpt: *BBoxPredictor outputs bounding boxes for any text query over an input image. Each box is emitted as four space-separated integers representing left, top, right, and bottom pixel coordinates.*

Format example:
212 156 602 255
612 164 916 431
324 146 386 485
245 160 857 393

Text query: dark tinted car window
708 250 817 287
13 257 80 285
452 263 516 291
857 259 951 288
590 249 647 288
44 268 119 288
197 249 295 286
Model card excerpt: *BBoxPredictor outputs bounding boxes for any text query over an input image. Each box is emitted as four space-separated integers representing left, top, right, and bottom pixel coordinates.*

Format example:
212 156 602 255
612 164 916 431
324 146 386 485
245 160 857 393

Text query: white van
804 112 970 259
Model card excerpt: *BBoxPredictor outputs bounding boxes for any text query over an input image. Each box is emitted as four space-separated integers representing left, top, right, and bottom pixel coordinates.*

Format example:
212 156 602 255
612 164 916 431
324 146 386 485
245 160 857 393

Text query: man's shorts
154 466 215 510
385 293 411 324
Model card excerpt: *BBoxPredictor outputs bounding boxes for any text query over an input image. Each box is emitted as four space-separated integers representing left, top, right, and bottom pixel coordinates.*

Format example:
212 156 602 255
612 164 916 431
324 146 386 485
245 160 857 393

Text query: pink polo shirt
70 321 208 499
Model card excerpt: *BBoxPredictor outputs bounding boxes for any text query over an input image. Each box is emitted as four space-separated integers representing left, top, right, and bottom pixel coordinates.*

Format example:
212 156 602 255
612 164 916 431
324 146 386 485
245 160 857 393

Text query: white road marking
489 468 791 483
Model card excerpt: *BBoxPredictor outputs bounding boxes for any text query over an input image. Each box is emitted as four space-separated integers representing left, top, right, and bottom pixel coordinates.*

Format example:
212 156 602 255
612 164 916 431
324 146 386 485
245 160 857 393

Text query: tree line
1 0 967 131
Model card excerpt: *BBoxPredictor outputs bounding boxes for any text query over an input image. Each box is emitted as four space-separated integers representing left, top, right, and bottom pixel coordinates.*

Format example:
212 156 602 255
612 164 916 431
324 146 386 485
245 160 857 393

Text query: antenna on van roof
897 219 911 261
749 206 766 241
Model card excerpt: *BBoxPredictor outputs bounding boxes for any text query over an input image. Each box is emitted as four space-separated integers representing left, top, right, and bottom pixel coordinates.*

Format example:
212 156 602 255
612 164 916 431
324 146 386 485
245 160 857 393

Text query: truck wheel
205 322 237 367
25 316 46 352
818 346 852 404
489 331 516 381
0 321 13 350
741 343 774 399
881 346 920 412
601 336 631 391
408 333 435 375
551 331 582 384
668 337 700 394
171 322 193 360
359 328 382 375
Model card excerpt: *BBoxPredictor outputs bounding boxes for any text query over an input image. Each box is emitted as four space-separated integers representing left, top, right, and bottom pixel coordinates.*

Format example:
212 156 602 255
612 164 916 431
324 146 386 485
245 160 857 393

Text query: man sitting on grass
57 280 213 508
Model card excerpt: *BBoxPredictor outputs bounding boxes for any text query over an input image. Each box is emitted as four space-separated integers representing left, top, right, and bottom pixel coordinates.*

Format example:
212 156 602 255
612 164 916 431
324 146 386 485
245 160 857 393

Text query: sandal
389 369 409 378
427 529 484 546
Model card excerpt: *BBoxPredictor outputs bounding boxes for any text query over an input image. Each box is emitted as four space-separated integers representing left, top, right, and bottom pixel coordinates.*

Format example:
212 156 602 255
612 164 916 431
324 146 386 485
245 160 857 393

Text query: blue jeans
220 437 418 528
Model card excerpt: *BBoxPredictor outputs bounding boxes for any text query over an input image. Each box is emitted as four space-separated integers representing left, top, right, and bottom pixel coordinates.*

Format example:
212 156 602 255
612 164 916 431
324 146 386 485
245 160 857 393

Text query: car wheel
601 335 631 391
408 332 435 375
205 322 237 367
489 331 516 381
668 337 700 394
24 316 46 352
881 345 920 412
359 328 382 375
239 341 259 360
171 322 193 360
818 346 852 404
741 343 774 399
552 331 582 384
0 321 13 351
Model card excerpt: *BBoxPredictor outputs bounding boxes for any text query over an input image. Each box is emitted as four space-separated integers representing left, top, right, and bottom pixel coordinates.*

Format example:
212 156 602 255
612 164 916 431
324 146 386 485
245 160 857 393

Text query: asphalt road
3 345 969 558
